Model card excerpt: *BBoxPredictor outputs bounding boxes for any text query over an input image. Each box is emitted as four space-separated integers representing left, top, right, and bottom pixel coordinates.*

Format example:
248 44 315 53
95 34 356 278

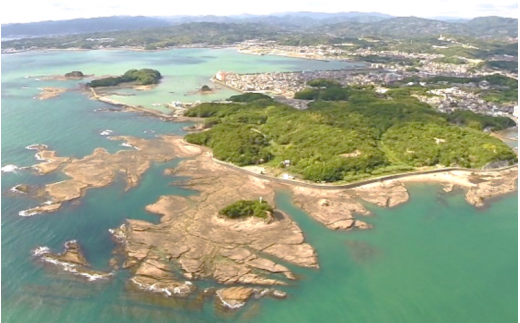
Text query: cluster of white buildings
214 69 404 97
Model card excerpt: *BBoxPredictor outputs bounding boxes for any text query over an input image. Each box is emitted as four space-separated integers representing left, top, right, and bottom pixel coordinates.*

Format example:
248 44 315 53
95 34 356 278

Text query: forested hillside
185 91 516 183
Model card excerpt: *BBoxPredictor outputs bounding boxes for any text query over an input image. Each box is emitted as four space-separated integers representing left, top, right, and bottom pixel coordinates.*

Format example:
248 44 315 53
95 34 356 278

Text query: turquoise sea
1 49 518 323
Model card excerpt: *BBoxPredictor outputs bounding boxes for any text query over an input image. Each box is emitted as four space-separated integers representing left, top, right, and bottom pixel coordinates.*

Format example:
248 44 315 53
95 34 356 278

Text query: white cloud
0 0 517 24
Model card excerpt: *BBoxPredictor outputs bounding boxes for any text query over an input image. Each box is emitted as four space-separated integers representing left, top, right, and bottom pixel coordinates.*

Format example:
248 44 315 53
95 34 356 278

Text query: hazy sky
1 0 518 23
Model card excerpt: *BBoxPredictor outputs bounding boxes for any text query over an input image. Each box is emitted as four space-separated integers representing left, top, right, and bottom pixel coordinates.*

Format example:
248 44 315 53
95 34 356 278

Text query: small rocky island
186 84 219 95
87 68 162 88
64 71 85 78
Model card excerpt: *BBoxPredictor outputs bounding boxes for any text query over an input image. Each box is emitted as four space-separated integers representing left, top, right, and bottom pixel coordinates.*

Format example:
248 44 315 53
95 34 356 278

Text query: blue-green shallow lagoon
2 49 518 323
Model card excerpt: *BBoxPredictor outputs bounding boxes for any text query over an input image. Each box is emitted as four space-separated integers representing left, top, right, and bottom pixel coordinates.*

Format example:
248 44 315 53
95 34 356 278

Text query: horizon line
2 12 518 25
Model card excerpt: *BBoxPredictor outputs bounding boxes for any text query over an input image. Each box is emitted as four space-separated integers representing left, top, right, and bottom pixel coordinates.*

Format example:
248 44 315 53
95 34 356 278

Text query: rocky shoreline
13 134 518 311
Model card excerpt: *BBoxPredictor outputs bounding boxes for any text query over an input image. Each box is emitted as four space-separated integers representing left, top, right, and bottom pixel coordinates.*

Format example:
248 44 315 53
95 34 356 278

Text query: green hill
185 87 516 183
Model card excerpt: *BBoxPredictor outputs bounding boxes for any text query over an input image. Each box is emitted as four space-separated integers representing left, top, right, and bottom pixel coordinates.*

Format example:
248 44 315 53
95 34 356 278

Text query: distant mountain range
157 12 394 26
1 13 517 39
1 16 170 38
318 16 518 38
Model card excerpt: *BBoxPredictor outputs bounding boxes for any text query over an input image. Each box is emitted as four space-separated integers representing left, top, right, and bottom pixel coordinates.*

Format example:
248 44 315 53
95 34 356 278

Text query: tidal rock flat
290 186 372 230
395 169 518 207
21 136 201 215
35 87 68 100
17 136 518 310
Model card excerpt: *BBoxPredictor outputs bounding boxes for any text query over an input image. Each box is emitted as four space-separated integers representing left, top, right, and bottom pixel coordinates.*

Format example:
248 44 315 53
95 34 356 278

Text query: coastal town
212 54 518 120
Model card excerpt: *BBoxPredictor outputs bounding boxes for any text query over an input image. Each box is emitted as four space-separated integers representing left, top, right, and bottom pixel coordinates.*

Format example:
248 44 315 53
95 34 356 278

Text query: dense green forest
219 200 274 219
228 93 274 102
445 110 516 130
483 60 518 73
87 69 162 87
185 87 516 183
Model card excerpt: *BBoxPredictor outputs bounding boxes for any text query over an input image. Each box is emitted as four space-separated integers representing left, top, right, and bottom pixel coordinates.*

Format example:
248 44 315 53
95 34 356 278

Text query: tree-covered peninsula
185 88 516 183
87 68 162 87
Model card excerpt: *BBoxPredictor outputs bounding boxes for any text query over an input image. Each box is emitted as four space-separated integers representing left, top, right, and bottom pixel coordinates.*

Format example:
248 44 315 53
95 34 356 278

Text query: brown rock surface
32 240 112 281
24 136 202 215
352 180 409 207
465 168 518 207
109 151 318 294
32 150 71 174
291 187 370 230
19 203 62 217
36 87 67 100
216 287 254 309
129 259 195 297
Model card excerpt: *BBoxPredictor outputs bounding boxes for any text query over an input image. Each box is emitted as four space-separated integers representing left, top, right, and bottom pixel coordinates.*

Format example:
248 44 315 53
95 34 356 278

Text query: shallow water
1 49 518 323
3 48 362 112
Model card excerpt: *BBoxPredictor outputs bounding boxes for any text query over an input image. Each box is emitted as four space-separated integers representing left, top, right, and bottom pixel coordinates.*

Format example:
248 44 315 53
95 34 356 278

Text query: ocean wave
34 152 49 161
1 164 19 173
100 129 113 136
130 278 192 297
19 208 40 217
120 143 140 150
32 246 51 256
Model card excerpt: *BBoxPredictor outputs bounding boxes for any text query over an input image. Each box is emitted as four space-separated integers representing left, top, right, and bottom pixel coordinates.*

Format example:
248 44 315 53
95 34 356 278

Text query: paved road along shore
181 140 518 191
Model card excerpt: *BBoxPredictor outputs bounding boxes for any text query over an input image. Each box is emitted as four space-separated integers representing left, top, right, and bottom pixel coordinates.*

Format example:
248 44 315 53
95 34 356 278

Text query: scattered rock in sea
19 203 62 217
270 289 287 299
32 240 113 281
26 143 48 151
10 184 30 194
216 287 254 309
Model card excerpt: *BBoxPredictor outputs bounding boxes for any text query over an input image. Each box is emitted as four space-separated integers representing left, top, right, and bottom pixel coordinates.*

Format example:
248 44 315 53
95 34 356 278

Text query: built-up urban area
213 40 518 120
